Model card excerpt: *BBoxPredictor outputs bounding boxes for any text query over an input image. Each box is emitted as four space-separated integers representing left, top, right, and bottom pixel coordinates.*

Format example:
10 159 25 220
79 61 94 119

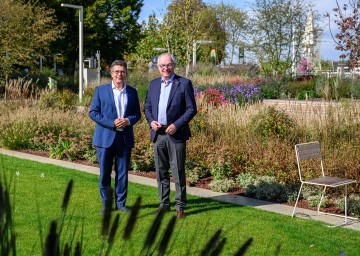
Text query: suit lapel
124 85 132 117
107 83 116 113
167 76 179 107
152 79 161 116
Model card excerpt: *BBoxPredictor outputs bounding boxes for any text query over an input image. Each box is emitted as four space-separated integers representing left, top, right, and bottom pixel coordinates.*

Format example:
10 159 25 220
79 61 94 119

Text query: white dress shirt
112 81 128 131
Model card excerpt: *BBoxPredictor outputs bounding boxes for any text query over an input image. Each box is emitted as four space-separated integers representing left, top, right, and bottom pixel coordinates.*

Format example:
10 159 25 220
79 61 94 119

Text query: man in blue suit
144 53 197 219
89 60 141 214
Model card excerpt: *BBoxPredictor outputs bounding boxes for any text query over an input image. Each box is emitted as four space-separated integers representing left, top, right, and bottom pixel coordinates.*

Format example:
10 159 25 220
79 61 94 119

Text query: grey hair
158 53 176 64
110 60 128 72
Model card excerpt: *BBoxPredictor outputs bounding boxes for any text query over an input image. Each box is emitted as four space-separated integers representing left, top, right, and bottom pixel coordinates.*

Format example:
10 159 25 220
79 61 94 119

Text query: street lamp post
61 3 83 102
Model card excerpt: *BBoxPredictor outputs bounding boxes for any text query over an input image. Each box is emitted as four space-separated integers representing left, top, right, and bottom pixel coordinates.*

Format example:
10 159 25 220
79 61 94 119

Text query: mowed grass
1 154 359 255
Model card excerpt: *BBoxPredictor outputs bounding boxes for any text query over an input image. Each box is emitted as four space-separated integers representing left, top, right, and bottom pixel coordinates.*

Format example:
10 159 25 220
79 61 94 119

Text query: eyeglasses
158 63 174 69
112 70 127 74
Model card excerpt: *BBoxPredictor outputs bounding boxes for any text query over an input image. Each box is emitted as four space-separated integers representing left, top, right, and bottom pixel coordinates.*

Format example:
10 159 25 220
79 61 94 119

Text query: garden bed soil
16 149 345 215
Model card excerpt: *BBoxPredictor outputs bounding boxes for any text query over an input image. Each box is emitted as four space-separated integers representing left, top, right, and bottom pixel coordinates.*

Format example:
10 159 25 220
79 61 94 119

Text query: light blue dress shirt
158 74 175 125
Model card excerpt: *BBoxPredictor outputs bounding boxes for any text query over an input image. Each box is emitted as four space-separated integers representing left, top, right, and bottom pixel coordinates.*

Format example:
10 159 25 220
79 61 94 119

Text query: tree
85 0 143 62
249 0 313 75
0 0 64 82
30 0 143 74
131 14 164 65
211 2 249 65
163 0 226 75
326 0 360 69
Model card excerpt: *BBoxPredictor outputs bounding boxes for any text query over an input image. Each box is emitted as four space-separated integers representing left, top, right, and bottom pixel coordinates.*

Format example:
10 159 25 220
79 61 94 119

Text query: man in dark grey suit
89 60 141 214
144 53 197 219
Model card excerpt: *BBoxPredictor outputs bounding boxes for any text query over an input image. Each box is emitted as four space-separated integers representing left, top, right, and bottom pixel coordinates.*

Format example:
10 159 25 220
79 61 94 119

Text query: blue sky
139 0 348 61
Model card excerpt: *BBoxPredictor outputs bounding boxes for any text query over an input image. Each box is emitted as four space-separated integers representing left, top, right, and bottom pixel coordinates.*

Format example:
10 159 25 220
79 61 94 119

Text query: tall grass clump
1 77 40 102
0 104 94 155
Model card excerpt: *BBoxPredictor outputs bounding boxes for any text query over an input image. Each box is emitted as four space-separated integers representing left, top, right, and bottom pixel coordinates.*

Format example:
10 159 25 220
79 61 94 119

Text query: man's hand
165 124 177 135
114 118 129 129
150 120 162 131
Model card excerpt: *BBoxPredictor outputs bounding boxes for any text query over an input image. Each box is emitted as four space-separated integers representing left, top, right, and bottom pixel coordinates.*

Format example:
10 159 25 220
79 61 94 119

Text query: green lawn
1 154 359 255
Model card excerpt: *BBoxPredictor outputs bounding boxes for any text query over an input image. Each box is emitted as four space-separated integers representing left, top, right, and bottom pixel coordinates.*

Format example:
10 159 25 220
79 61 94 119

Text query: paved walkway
1 148 359 231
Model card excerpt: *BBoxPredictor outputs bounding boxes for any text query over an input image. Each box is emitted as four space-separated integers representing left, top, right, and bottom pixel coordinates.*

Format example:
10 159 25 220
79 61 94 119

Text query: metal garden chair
292 141 357 226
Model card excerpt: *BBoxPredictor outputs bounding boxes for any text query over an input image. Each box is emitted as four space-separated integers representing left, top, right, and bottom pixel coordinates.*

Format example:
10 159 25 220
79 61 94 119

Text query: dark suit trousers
154 134 186 211
96 132 131 209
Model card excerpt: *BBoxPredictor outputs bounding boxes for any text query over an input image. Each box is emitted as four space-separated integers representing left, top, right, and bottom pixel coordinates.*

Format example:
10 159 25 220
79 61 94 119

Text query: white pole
61 3 84 102
96 50 101 85
79 6 83 102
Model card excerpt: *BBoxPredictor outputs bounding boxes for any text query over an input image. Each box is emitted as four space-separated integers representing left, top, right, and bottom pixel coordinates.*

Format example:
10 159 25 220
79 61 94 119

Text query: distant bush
350 78 360 99
38 89 78 109
191 63 221 76
250 106 299 143
255 77 285 99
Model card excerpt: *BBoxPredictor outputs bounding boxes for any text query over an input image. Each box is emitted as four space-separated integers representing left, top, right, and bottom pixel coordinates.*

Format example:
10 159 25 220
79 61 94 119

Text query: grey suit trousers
154 134 186 211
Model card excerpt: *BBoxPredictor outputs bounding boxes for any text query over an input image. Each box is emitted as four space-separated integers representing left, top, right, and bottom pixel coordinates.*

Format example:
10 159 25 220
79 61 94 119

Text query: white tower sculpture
302 11 315 62
301 11 323 72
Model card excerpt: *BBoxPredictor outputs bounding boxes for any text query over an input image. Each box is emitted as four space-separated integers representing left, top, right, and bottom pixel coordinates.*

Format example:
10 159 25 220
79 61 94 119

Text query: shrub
0 121 37 149
250 106 299 143
350 78 360 99
201 88 228 107
335 194 360 217
280 184 300 203
235 173 257 188
300 186 328 208
58 89 78 108
245 176 285 202
258 78 284 99
38 89 78 110
186 168 201 186
297 90 317 100
84 147 98 164
209 178 236 192
306 195 328 208
127 70 155 102
192 63 221 76
301 185 323 199
83 85 95 107
209 156 233 181
49 139 72 159
131 141 154 172
285 79 316 99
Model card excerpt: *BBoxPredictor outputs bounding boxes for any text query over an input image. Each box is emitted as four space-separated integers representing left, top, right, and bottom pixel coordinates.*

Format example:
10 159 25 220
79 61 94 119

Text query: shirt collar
112 81 127 91
161 74 175 84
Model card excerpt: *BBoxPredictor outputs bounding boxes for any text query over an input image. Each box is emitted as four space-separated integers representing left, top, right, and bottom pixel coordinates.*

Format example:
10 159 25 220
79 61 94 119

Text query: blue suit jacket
89 83 141 149
144 74 197 143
